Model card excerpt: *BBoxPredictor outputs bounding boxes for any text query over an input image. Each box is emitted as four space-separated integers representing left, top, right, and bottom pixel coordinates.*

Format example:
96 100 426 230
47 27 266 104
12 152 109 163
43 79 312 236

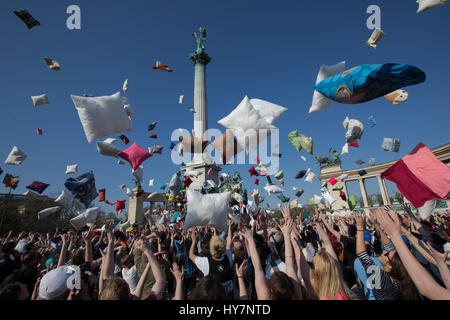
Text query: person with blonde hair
189 229 234 298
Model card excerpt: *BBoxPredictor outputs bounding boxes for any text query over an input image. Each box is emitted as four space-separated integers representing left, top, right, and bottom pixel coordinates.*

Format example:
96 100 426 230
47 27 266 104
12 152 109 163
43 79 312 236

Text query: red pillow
248 166 259 177
183 177 193 187
348 140 359 148
116 200 126 211
118 143 152 170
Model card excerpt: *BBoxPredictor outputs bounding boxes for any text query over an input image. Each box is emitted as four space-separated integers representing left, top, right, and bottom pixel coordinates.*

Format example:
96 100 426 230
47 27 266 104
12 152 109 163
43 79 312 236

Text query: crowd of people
1 204 449 300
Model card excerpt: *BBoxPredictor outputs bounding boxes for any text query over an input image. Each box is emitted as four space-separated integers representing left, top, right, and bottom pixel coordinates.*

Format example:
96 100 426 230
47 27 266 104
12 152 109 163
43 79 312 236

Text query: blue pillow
314 63 425 104
64 171 98 208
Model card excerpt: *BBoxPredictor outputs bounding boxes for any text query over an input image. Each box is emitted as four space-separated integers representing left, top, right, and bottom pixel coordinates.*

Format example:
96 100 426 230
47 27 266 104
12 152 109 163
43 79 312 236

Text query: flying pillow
38 206 61 220
368 115 377 128
168 172 182 196
288 130 302 152
14 9 40 29
274 170 284 179
26 181 50 194
309 61 346 113
305 170 316 183
132 166 144 182
210 130 243 164
5 146 27 165
277 194 290 203
70 92 133 143
70 207 100 230
118 143 152 170
96 141 122 157
314 64 426 104
116 220 131 232
345 119 364 143
65 164 78 175
366 28 385 48
148 145 164 155
179 137 209 154
126 188 134 197
321 187 336 205
119 134 130 145
55 189 74 207
385 89 408 105
116 200 126 212
296 189 304 197
124 105 135 122
149 179 154 187
3 174 19 189
218 96 276 153
382 138 400 152
184 189 231 231
417 199 437 220
31 94 49 107
183 177 193 187
264 184 283 195
250 98 288 123
64 171 98 208
417 0 449 13
123 79 129 94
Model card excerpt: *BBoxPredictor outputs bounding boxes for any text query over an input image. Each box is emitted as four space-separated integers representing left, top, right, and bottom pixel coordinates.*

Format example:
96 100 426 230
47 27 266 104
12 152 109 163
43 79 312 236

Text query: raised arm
226 219 233 251
318 209 341 241
82 226 95 266
355 212 367 255
188 231 199 263
377 209 450 300
240 227 271 300
314 222 339 263
170 262 184 300
280 206 302 299
235 259 249 300
57 234 69 267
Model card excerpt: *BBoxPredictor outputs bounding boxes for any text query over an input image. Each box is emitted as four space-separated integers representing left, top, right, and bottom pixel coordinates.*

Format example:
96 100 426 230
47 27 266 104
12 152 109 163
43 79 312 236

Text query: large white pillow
31 94 49 107
345 119 364 143
417 0 449 13
264 184 283 195
249 98 288 123
309 61 346 113
96 141 122 157
5 146 27 165
70 207 99 230
132 166 144 182
55 189 74 207
418 199 437 220
38 206 61 219
65 164 78 174
184 190 231 231
70 92 133 143
218 96 276 152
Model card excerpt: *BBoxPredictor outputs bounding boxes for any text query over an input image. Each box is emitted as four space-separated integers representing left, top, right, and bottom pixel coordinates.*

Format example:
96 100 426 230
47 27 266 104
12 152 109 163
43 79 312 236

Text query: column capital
189 51 211 65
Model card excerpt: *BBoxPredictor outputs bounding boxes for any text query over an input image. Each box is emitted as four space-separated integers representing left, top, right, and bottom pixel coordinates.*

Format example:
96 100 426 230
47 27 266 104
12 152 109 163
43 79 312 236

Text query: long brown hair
388 253 418 300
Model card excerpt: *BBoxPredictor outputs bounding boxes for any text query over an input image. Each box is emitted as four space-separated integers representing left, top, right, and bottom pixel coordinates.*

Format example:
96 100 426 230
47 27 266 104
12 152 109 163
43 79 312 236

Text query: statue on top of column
193 27 207 54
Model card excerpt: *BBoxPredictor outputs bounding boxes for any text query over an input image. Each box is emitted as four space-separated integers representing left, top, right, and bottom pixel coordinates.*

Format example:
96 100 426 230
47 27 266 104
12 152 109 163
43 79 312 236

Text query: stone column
377 175 389 205
381 178 391 205
128 187 144 226
359 179 369 208
193 62 208 140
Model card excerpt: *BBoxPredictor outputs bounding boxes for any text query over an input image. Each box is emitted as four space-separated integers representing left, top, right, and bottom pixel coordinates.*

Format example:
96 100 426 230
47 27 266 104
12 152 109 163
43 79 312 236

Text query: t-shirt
195 250 234 294
122 265 139 294
354 256 383 300
339 236 357 287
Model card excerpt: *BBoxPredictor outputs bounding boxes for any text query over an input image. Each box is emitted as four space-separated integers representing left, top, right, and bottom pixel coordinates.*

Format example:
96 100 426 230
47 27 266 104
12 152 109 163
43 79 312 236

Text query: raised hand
170 262 184 282
421 240 450 266
235 259 248 278
82 225 95 243
376 207 401 236
355 212 366 231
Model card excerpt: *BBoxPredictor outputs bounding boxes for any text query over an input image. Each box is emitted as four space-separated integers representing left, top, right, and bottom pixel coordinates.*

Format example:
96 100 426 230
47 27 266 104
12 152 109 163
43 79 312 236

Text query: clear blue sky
1 0 449 215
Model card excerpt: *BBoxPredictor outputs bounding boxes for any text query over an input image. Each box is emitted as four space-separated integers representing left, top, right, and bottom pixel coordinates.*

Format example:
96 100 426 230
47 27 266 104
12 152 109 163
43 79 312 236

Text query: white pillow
343 116 350 129
184 190 231 231
233 192 243 203
274 170 284 179
418 200 437 220
132 166 144 182
309 61 346 113
337 174 348 182
96 141 122 157
126 188 134 197
346 119 364 143
341 143 349 155
70 92 133 143
31 94 49 107
123 79 129 94
5 146 27 165
305 170 316 183
314 195 323 205
124 105 135 122
417 0 449 13
149 179 154 187
55 189 74 207
70 207 99 230
321 187 336 205
250 98 288 123
218 96 276 152
38 206 61 219
116 220 131 232
168 173 182 196
65 164 78 174
206 180 217 189
103 138 117 144
264 184 283 195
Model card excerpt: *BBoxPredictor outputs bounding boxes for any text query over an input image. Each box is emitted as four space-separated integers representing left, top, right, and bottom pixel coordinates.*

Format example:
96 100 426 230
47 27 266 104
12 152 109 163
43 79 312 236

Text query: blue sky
1 0 449 216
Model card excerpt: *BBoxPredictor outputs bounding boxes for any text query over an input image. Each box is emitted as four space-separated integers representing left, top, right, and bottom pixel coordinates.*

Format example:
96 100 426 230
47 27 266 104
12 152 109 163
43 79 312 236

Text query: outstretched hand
421 240 450 266
376 207 401 236
170 262 184 282
235 259 248 278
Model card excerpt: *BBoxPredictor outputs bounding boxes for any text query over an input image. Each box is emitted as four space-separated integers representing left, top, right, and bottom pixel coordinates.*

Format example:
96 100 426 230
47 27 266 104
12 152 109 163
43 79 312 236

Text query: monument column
181 28 221 190
377 175 389 205
359 179 369 208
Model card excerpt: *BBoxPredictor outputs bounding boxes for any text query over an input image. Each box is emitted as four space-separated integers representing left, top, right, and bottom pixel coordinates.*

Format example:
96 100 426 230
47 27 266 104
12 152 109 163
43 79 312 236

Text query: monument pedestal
181 161 221 191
